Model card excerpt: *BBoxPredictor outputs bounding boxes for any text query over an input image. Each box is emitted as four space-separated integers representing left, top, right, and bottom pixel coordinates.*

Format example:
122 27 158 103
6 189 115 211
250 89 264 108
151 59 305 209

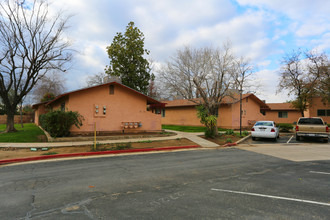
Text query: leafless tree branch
0 0 73 132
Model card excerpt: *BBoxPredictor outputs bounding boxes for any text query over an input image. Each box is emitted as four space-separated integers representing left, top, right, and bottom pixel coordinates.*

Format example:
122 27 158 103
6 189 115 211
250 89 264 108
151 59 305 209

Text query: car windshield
298 118 323 125
254 122 273 126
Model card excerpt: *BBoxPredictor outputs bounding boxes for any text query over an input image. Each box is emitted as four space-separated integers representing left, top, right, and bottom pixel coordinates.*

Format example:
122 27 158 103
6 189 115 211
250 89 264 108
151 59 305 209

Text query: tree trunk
212 125 218 137
301 111 304 117
20 102 23 128
6 110 17 132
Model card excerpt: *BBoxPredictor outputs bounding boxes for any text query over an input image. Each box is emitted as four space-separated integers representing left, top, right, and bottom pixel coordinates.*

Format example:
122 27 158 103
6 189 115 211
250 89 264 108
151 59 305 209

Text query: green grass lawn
0 123 47 142
162 124 228 132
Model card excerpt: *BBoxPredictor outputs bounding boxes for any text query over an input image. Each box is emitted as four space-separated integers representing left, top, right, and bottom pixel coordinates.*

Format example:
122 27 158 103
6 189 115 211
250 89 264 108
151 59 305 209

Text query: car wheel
274 136 278 142
296 135 300 141
323 138 329 143
252 137 256 141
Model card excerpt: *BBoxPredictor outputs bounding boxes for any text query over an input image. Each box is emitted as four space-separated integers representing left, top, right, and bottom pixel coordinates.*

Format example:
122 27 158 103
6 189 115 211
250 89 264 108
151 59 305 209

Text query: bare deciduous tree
305 51 330 103
158 46 200 100
86 72 121 87
0 0 72 132
33 72 66 102
278 49 329 116
159 43 253 136
232 57 258 93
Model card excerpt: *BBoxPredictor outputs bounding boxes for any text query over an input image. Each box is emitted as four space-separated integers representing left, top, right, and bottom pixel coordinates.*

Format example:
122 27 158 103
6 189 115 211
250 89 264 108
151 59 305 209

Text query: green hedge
39 110 84 137
278 123 294 132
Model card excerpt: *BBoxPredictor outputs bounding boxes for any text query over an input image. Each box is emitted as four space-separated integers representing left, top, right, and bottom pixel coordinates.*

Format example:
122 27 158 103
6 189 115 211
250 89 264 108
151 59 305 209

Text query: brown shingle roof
163 98 201 107
266 103 298 110
33 82 162 107
164 94 269 108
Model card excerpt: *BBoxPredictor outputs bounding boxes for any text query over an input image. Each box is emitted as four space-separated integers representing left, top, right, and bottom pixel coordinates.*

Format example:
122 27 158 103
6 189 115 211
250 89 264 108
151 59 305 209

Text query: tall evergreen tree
105 22 152 94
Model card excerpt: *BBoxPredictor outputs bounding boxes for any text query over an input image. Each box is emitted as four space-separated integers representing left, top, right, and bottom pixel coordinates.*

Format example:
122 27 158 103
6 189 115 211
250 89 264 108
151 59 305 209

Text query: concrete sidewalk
0 130 219 148
166 130 219 148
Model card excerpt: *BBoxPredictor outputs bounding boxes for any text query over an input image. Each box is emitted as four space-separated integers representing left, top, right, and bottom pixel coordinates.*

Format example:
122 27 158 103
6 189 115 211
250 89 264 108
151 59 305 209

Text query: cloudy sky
51 0 330 103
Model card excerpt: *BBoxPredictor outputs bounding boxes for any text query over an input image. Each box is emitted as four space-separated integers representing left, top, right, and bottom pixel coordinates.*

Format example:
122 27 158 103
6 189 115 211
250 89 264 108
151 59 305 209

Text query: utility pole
239 88 243 136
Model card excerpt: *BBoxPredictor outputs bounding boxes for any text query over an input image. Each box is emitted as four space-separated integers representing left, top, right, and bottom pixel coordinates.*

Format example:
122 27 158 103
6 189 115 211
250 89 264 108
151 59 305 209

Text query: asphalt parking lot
242 133 329 145
1 149 330 219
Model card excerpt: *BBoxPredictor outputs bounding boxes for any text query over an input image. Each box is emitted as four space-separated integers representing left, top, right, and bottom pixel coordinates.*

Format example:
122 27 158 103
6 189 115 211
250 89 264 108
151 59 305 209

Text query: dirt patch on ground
201 134 243 145
37 135 47 142
51 132 176 142
0 138 198 160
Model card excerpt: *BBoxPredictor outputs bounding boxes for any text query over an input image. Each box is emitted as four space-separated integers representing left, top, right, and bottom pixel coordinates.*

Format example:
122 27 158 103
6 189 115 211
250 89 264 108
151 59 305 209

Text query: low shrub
242 130 249 136
205 128 215 138
39 110 84 137
225 129 234 135
226 138 233 143
196 105 217 138
278 123 294 132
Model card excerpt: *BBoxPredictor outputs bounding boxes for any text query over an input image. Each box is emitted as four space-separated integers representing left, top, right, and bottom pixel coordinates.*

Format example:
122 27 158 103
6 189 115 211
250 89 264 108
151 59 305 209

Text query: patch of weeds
90 142 132 151
42 152 58 155
138 140 152 143
97 146 108 151
235 130 250 138
176 138 181 140
225 129 234 135
234 133 241 137
160 131 172 135
115 142 132 150
242 130 249 136
226 138 233 143
91 142 103 152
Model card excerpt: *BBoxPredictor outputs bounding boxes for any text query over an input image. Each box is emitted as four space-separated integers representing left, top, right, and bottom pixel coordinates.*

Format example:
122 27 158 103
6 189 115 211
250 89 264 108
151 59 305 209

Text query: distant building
161 95 330 129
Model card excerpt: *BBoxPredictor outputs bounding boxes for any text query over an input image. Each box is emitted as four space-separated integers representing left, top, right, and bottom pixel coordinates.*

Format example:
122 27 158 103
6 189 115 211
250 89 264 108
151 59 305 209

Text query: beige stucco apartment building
162 94 270 129
161 95 329 129
305 97 330 123
33 82 163 134
33 82 329 133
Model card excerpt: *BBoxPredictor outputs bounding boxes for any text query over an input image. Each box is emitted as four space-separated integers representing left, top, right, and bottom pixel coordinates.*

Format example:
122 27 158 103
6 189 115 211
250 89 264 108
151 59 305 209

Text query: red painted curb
0 145 200 165
222 142 237 147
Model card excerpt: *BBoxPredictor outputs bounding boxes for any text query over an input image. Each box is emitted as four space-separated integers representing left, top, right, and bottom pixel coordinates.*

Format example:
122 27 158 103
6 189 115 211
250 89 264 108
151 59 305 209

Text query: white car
251 121 280 141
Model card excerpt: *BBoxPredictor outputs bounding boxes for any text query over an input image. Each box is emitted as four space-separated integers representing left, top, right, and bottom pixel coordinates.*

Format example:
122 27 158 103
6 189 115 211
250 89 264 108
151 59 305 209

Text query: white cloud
152 9 280 63
296 22 329 37
34 0 329 103
236 0 330 39
257 60 271 67
253 68 295 103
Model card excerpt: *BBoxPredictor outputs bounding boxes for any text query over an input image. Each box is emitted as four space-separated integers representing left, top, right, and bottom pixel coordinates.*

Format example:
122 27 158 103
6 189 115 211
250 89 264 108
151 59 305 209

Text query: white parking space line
287 135 293 144
310 171 330 175
211 188 330 207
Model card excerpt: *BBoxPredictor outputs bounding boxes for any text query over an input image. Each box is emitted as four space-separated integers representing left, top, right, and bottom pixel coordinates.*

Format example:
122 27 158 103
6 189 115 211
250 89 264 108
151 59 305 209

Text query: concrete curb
220 134 251 147
236 134 252 144
0 145 200 165
38 125 54 142
222 143 237 147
